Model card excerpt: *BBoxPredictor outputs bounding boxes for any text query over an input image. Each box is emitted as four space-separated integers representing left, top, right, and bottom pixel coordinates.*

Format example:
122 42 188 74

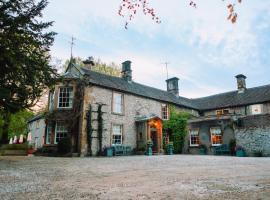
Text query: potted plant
27 144 35 155
166 142 174 155
104 146 113 157
235 145 245 157
146 140 153 156
199 144 207 155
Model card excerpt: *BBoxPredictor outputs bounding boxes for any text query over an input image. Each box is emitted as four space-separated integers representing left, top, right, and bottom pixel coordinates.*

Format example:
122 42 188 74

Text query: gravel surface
0 155 270 200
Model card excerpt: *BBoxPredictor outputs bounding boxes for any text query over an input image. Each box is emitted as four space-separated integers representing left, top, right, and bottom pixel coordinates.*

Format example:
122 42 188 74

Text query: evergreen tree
0 0 57 143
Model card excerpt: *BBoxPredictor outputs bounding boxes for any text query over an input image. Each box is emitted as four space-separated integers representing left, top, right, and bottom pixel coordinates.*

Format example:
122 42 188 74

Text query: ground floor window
55 122 68 144
46 124 52 144
112 124 123 145
210 127 222 146
189 129 199 146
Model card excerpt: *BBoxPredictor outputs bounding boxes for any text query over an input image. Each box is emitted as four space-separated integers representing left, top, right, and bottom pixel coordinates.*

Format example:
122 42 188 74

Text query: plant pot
167 146 173 155
236 150 245 157
199 148 206 155
106 148 113 157
146 146 152 156
27 149 35 155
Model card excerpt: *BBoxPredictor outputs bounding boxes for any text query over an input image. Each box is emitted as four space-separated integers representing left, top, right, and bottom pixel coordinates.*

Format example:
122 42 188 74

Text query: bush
57 137 72 155
229 139 236 156
253 150 263 157
0 143 28 150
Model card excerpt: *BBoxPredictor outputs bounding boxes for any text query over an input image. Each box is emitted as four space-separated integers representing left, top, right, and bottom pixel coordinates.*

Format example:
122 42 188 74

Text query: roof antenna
69 36 76 59
161 61 170 80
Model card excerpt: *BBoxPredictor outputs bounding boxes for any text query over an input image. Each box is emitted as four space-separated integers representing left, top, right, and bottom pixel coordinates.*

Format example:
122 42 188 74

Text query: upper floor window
210 127 222 146
189 129 199 146
112 124 123 145
55 122 68 144
112 92 123 114
161 104 169 120
216 109 229 116
58 87 73 108
49 91 55 111
250 104 262 115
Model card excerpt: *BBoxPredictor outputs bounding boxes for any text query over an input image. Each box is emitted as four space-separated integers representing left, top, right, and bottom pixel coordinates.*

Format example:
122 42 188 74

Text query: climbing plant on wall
163 107 191 154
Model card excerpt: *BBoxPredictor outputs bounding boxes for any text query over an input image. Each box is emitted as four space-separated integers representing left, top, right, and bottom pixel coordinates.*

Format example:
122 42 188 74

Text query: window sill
112 112 124 116
211 144 222 147
189 145 199 147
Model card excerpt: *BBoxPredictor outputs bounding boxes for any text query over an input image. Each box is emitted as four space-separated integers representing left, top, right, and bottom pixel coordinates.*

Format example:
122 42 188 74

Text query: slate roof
80 68 196 109
190 84 270 111
28 113 44 124
80 67 270 111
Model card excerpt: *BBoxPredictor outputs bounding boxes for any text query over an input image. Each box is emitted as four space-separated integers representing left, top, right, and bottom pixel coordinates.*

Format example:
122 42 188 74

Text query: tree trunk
1 111 10 144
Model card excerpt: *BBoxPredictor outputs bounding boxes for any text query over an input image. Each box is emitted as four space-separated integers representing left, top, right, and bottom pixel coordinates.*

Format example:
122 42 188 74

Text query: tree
163 107 191 154
119 0 243 29
63 57 121 77
8 110 34 139
0 0 57 143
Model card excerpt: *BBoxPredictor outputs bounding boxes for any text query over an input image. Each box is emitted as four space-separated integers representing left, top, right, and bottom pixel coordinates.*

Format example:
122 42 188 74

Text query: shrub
229 139 236 155
57 137 72 155
163 108 191 154
0 143 28 150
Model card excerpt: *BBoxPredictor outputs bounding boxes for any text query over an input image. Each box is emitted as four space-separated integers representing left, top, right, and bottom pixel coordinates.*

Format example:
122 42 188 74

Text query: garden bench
113 145 132 156
213 144 230 155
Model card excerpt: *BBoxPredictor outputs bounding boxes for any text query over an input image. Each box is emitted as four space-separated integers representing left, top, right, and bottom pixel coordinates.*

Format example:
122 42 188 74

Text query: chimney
121 60 132 82
83 56 95 70
235 74 247 93
166 77 179 96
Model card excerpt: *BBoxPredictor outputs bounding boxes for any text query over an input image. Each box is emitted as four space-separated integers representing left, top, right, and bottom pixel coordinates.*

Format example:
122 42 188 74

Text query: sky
43 0 270 98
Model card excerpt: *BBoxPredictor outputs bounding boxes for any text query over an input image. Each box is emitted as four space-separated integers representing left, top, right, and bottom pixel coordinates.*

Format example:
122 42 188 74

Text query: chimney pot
166 77 179 96
121 60 132 82
235 74 247 93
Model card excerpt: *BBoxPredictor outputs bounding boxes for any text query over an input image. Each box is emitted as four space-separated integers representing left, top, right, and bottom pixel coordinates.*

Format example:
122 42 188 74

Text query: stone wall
80 85 194 156
185 119 234 155
235 114 270 156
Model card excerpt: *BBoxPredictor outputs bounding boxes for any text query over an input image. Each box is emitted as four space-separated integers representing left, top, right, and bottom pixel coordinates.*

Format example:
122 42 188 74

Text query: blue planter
106 148 113 157
236 150 245 157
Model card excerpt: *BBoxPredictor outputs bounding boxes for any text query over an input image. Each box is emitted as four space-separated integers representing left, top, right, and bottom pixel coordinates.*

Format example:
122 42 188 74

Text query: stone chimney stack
235 74 247 93
121 60 132 82
83 56 95 70
166 77 179 96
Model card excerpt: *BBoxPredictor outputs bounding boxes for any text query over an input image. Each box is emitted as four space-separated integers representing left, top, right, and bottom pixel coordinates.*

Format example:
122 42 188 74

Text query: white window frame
112 92 124 114
46 124 52 144
210 127 222 146
161 104 169 120
54 122 68 144
189 129 199 147
250 104 262 115
57 87 73 109
112 124 123 145
49 90 55 111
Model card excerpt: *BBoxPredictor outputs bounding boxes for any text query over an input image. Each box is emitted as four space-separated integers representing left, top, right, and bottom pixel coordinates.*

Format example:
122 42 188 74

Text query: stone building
43 59 270 156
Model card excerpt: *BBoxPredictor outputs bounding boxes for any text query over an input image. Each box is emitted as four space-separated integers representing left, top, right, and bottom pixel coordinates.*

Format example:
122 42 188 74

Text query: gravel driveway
0 155 270 200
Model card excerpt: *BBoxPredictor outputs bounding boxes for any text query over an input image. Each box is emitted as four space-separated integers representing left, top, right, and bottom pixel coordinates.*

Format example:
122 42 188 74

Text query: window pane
113 92 123 113
112 125 122 145
58 87 73 108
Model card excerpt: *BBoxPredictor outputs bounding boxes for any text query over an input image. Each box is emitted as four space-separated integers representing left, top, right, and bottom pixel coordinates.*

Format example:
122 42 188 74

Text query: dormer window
58 87 73 108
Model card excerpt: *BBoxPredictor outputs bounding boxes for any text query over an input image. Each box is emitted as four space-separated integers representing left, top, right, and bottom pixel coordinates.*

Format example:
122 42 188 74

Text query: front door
151 130 158 153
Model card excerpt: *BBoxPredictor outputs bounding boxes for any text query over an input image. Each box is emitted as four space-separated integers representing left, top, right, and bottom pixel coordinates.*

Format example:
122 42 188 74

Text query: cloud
45 0 270 98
